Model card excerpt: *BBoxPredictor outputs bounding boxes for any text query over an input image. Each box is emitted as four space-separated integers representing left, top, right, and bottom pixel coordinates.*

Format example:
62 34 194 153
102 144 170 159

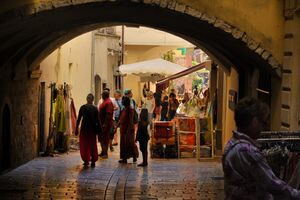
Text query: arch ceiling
0 0 281 79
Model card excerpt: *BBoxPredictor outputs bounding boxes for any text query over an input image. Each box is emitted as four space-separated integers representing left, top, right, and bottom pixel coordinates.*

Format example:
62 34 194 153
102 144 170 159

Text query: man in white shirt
111 90 123 147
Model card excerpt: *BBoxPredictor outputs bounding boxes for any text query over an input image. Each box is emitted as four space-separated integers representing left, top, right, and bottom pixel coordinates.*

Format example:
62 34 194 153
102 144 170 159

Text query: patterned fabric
222 131 300 200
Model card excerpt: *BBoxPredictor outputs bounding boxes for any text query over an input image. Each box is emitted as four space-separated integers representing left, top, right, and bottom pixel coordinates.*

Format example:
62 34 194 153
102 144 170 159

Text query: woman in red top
119 96 138 163
98 90 114 158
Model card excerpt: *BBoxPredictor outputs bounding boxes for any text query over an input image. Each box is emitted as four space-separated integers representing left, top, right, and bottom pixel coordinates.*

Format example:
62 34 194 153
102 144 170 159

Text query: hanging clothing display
45 83 75 153
54 95 67 133
289 156 300 189
64 84 71 136
258 131 300 189
70 98 77 135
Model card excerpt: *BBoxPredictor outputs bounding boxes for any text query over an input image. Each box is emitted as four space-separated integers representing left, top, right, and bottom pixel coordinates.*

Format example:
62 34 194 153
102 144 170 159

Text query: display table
176 117 197 158
198 117 214 160
150 121 177 158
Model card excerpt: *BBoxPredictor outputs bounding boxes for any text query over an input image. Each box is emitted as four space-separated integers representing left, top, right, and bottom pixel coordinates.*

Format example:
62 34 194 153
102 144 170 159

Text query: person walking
98 90 114 159
135 108 150 167
144 91 155 127
119 96 138 163
160 95 169 121
222 97 300 200
111 90 123 148
75 94 99 167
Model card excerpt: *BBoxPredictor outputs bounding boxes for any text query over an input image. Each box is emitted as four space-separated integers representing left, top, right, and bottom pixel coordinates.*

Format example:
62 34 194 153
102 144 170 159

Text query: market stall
151 121 177 158
119 58 187 106
176 117 197 158
154 60 215 160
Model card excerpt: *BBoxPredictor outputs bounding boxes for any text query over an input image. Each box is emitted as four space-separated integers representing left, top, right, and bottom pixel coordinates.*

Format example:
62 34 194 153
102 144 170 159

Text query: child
135 108 150 166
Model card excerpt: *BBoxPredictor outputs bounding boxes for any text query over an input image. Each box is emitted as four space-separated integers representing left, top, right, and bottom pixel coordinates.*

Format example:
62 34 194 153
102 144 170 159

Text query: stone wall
0 76 39 169
281 0 300 130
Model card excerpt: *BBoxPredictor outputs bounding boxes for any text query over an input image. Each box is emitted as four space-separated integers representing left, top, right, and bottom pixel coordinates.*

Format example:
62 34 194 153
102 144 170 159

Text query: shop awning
156 61 210 91
119 58 187 76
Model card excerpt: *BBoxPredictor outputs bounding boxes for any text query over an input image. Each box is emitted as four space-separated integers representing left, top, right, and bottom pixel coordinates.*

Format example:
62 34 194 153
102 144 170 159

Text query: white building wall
94 32 120 98
95 36 108 85
116 26 194 47
39 32 93 140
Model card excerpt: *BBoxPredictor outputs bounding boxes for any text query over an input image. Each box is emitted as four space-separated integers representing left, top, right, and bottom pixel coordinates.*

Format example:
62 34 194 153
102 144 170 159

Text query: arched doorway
1 104 11 172
94 75 102 105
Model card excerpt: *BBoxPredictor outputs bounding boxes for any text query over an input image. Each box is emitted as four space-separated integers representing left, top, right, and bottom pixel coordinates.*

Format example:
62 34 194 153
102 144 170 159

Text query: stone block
185 7 202 18
281 91 291 106
284 19 296 33
159 0 168 8
274 66 282 78
52 0 72 8
261 51 271 60
214 19 232 33
282 73 292 88
175 3 186 13
268 56 279 69
201 13 216 24
34 1 53 12
247 38 259 50
283 55 294 70
241 34 248 43
231 28 244 39
167 0 177 10
255 47 264 55
283 38 294 52
281 108 290 124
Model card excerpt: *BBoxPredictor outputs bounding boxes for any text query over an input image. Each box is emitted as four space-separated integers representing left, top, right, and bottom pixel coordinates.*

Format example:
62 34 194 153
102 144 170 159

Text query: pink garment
70 99 77 134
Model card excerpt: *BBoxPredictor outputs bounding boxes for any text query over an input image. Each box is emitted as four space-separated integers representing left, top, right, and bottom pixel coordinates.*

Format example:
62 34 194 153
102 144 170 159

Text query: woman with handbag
119 96 138 163
75 94 99 167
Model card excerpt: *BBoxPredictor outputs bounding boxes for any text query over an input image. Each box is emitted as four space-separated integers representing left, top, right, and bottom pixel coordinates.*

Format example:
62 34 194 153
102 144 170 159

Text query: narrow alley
0 142 224 200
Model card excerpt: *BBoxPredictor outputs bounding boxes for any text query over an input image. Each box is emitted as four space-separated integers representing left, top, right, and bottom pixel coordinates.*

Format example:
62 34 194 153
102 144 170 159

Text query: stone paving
0 143 224 200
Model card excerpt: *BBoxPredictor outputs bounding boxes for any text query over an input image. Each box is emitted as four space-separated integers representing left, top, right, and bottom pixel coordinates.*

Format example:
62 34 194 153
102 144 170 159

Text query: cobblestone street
0 144 224 200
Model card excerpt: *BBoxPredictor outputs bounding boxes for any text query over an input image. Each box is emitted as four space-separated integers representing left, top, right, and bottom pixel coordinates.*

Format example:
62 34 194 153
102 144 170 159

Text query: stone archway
0 1 280 78
1 104 11 172
0 0 284 167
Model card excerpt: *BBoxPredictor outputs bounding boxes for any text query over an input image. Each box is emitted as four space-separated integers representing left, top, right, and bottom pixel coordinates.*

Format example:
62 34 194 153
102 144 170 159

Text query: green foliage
162 50 175 62
192 75 203 90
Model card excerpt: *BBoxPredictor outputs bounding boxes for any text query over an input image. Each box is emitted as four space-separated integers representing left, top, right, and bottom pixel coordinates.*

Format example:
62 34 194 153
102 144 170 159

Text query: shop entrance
1 104 11 172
